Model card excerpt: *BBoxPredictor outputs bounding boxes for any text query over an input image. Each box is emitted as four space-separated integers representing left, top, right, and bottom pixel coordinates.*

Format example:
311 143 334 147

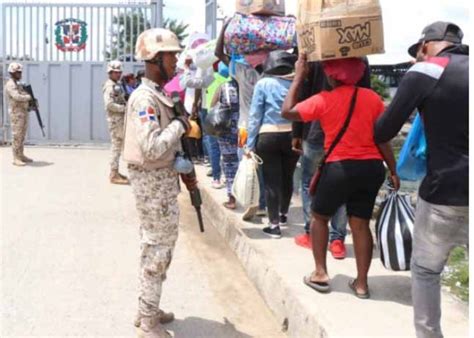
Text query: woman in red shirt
282 55 399 298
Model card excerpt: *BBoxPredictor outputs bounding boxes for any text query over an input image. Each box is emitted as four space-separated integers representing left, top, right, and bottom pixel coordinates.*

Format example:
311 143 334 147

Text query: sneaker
242 206 258 221
279 214 288 227
295 233 312 249
212 179 224 189
206 169 213 177
263 224 282 239
256 208 267 217
329 239 346 259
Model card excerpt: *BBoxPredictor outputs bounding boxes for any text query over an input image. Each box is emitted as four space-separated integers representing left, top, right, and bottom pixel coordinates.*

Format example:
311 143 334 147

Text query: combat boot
118 172 130 184
136 316 173 338
135 310 175 327
13 157 26 166
21 155 33 163
110 170 129 185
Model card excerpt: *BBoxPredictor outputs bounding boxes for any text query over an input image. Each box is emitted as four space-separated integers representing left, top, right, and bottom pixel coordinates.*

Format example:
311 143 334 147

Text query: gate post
205 0 217 38
151 0 164 28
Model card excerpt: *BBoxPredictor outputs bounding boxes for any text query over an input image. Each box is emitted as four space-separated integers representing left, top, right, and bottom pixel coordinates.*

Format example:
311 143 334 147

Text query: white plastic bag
232 152 263 208
375 191 415 271
194 40 218 70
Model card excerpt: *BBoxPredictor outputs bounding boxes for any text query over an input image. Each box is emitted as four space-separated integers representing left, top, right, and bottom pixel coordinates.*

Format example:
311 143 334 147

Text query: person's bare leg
348 216 373 293
310 213 330 282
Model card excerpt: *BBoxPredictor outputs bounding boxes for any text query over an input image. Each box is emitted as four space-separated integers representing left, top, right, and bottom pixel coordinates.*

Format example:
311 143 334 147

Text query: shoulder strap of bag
320 87 359 164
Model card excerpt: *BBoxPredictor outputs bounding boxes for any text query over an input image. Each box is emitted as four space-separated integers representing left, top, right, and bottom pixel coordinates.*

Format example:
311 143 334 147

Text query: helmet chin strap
147 53 169 83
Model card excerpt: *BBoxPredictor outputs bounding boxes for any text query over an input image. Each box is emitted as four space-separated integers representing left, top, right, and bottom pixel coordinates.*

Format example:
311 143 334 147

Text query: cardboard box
297 0 384 61
236 0 285 16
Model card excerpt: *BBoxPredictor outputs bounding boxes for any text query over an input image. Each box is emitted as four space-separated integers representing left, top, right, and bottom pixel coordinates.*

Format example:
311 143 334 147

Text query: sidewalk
195 165 469 338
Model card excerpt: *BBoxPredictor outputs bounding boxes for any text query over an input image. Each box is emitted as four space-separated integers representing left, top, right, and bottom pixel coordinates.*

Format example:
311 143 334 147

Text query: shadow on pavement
167 316 252 338
330 274 412 306
27 161 54 168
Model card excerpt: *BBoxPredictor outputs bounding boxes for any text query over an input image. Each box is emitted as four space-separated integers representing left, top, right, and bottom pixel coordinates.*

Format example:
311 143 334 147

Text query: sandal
303 274 330 293
348 279 370 299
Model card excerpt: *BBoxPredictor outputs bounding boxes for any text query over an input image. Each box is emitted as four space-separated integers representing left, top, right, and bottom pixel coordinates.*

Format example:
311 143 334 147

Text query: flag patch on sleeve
138 106 157 123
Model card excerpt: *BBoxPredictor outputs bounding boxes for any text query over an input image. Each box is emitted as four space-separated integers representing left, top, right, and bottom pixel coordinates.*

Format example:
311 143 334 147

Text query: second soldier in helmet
103 60 129 185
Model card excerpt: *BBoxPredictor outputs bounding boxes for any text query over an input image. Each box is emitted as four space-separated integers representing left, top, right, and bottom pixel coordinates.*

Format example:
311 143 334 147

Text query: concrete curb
199 182 326 338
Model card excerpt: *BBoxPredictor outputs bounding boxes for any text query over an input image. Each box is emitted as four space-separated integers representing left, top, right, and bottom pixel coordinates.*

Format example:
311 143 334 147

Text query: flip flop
303 274 330 293
348 279 370 299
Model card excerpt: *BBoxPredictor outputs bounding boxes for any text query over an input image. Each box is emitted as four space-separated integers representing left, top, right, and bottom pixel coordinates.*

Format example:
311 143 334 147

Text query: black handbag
309 87 359 196
203 83 233 137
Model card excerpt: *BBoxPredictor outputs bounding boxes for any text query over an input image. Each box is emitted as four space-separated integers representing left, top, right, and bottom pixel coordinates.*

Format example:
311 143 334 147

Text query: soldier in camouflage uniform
103 60 129 185
123 28 196 338
4 62 33 166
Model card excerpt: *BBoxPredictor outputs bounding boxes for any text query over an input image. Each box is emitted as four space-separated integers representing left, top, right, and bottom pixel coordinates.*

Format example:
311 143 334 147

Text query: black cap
408 21 464 57
263 50 297 76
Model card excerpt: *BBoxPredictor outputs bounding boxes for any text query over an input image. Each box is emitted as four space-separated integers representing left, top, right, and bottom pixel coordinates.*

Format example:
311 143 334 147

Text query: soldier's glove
173 116 191 133
180 173 198 191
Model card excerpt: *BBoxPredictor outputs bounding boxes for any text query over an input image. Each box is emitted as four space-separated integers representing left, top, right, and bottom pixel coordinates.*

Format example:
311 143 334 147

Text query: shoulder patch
138 106 157 123
407 58 449 80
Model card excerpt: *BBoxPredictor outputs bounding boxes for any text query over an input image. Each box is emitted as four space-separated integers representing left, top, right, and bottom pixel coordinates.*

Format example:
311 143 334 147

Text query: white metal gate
1 1 161 143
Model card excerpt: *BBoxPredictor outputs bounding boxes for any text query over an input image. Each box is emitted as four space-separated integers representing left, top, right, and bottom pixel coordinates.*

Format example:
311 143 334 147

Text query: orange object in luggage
238 128 248 148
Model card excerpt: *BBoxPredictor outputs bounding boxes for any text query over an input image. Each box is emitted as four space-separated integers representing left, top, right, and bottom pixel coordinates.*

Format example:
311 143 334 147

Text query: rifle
22 84 46 137
171 91 205 233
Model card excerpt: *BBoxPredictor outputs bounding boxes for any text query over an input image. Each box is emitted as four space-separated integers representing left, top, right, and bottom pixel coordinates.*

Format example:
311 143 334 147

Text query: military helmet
8 62 23 73
107 60 123 73
135 28 183 61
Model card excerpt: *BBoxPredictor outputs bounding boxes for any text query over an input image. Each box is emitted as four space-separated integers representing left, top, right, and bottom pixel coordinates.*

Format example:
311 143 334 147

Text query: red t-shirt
296 85 384 163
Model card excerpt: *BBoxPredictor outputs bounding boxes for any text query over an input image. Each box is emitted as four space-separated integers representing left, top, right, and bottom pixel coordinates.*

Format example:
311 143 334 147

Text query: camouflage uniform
125 77 186 320
103 79 126 171
4 78 31 160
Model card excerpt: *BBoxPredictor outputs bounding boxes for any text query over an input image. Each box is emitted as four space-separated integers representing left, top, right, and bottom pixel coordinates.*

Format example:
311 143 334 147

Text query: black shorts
311 160 385 220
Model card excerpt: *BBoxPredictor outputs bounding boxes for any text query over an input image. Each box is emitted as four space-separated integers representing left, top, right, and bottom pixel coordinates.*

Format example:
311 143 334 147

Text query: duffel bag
224 13 297 55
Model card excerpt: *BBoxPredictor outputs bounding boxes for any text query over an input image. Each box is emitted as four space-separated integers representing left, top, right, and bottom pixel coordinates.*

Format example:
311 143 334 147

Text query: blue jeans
238 147 266 210
301 141 347 241
200 110 221 180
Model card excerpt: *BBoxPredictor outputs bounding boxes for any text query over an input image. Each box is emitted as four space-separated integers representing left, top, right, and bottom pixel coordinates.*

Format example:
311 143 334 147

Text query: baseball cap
408 21 464 57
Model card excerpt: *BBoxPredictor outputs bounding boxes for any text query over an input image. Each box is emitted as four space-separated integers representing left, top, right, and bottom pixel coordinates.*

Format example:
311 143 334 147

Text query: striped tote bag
375 192 415 271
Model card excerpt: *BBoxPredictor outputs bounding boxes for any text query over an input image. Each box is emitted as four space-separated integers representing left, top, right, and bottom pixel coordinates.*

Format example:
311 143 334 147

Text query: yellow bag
188 119 202 139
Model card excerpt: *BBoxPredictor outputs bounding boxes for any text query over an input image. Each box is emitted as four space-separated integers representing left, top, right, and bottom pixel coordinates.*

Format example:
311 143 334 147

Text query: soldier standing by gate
123 28 196 338
4 62 33 166
103 60 129 185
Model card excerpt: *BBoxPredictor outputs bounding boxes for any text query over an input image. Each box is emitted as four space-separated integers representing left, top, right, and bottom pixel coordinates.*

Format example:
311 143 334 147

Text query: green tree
163 18 189 42
371 75 391 101
106 10 151 61
106 12 189 61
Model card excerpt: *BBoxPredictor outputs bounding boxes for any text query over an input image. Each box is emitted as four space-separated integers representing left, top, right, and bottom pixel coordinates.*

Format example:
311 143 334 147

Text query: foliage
371 74 391 101
442 246 469 302
106 12 189 61
163 18 189 42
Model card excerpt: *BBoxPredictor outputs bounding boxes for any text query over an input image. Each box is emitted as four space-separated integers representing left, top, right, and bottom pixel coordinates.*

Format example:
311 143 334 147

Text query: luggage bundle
224 0 297 55
296 0 385 61
375 191 415 271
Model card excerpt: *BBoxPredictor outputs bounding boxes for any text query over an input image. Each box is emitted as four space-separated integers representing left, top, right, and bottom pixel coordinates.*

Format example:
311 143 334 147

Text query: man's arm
374 61 443 143
180 68 214 89
246 82 265 151
103 85 126 114
5 81 31 102
215 19 231 66
282 55 309 121
132 97 187 161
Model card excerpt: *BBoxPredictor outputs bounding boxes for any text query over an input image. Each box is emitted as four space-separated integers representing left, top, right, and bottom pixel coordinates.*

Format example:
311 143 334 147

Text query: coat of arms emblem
54 18 88 52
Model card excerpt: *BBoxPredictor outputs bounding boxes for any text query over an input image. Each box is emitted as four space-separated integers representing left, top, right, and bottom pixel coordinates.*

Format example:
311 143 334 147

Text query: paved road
1 147 285 338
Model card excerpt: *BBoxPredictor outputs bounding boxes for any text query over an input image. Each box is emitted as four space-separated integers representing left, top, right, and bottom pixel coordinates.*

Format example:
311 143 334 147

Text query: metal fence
1 1 161 143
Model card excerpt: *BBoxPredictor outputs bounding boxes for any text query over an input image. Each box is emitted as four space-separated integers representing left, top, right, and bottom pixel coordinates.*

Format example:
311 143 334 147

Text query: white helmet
8 62 23 73
107 60 123 73
135 28 183 61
